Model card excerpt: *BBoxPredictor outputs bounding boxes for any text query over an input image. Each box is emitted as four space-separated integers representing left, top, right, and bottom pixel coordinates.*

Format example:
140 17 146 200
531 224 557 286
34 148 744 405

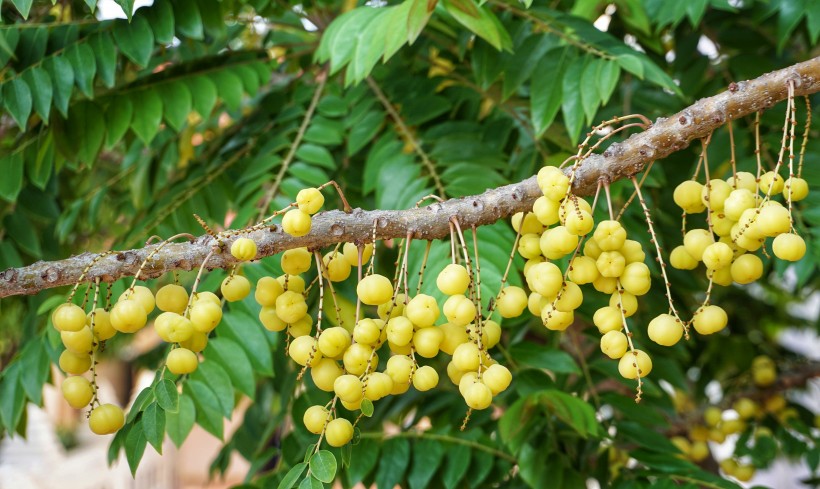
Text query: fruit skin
730 254 763 284
156 284 189 314
110 299 148 333
230 237 257 261
88 309 117 341
59 350 92 375
166 348 199 375
221 275 251 302
495 286 527 318
772 233 806 261
356 274 394 305
303 405 329 434
674 180 706 213
692 305 728 335
62 376 94 409
61 326 94 353
119 286 156 314
281 248 313 275
618 350 652 379
296 187 325 215
89 404 125 435
647 314 683 346
334 375 364 403
783 176 809 201
318 327 352 358
282 209 312 236
190 301 223 333
481 364 511 395
290 336 323 367
412 365 439 391
255 277 284 307
405 294 440 328
600 331 628 359
52 303 88 332
275 291 308 323
325 418 354 447
463 381 493 410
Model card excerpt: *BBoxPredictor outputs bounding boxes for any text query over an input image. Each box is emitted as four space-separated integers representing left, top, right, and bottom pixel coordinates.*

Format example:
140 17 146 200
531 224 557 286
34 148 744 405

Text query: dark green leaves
65 101 106 165
113 0 135 20
65 43 97 98
10 0 33 19
142 401 166 452
375 437 410 489
530 48 572 137
23 68 52 121
158 82 193 132
508 343 580 374
441 0 512 51
205 338 255 398
154 379 179 412
46 56 74 118
113 16 155 67
126 419 148 476
309 450 337 483
166 395 196 447
130 89 163 144
4 78 32 129
186 380 224 439
173 0 205 40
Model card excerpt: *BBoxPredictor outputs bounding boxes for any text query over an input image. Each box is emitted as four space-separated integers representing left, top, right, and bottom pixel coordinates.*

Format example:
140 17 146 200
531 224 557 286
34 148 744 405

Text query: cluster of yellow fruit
508 166 656 381
672 170 808 276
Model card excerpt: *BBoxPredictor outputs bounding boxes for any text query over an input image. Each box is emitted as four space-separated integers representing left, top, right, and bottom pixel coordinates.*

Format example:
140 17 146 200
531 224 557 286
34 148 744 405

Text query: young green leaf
187 76 219 118
105 98 134 148
166 395 196 447
141 401 166 453
66 101 106 165
23 68 52 122
144 0 176 44
154 379 179 412
3 78 32 129
210 71 244 111
89 32 118 89
309 450 337 483
125 419 148 476
360 398 374 417
10 0 32 19
186 380 224 439
113 0 135 20
561 56 588 143
530 48 572 137
190 359 234 419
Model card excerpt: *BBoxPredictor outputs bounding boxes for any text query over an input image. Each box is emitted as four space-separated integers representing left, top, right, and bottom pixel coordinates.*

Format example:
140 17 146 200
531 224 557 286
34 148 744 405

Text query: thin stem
416 241 432 295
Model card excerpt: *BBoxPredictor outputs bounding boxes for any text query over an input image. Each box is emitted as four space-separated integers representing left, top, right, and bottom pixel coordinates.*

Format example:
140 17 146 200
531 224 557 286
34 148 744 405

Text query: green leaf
580 56 602 124
295 144 336 170
408 438 445 489
158 82 192 132
407 0 436 44
89 33 117 89
4 78 32 129
210 71 244 111
346 438 380 485
375 437 410 489
501 35 556 100
28 133 54 190
441 0 510 51
142 401 166 453
46 56 74 118
442 443 470 489
106 98 134 148
130 89 163 144
186 379 224 439
219 312 274 376
382 1 412 61
66 101 106 165
298 477 323 489
113 17 155 67
187 76 219 118
125 419 148 476
126 387 155 423
23 68 52 122
154 379 179 412
85 0 97 11
173 0 205 40
345 8 391 84
190 359 234 419
617 53 644 79
508 343 580 374
6 212 41 257
278 463 307 489
145 0 176 44
327 8 385 75
309 450 337 483
11 0 33 18
206 338 256 399
561 56 587 143
19 339 49 406
347 110 384 156
535 390 599 438
598 60 620 105
0 364 25 432
65 43 97 98
531 48 571 136
113 0 135 20
519 444 563 488
108 422 129 465
166 395 196 447
234 65 261 96
360 398 374 417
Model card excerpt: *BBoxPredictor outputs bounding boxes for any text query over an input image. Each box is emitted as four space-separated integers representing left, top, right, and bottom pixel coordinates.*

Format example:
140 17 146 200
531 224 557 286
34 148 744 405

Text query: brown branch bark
2 57 820 299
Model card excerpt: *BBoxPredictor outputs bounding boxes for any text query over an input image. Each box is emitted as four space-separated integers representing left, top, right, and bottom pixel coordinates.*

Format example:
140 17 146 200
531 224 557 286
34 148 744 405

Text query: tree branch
2 57 820 299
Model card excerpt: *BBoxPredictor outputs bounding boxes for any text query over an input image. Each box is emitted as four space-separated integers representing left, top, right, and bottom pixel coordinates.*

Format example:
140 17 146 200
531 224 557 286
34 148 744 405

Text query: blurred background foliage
0 0 818 487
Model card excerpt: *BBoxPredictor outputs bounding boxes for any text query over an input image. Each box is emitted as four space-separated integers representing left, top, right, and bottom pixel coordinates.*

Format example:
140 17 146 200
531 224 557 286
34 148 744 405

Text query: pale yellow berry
600 330 628 359
412 365 439 391
783 177 809 201
282 209 312 236
156 284 189 314
405 294 440 328
413 327 443 358
281 247 312 275
618 350 652 379
511 212 545 234
674 180 706 213
357 274 394 305
221 275 251 302
296 187 324 215
692 305 728 335
436 264 471 295
230 237 257 261
772 233 805 261
255 276 284 307
593 220 627 251
536 166 569 201
303 405 329 434
567 255 599 284
730 254 763 284
647 313 683 346
495 286 527 318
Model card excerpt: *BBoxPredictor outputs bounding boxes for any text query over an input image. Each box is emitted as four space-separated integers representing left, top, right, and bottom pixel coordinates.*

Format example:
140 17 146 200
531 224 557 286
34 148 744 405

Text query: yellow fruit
405 294 440 328
190 301 223 333
525 262 563 297
191 291 221 306
548 281 583 312
511 212 545 234
89 404 125 435
647 313 683 346
600 331 628 359
230 237 257 261
364 372 393 401
609 292 637 317
281 247 313 275
353 318 382 346
436 264 471 295
52 303 88 332
282 209 312 236
702 242 734 271
180 331 209 352
61 326 94 353
62 376 94 409
343 343 375 375
692 305 727 335
594 220 627 251
296 187 325 215
567 256 599 284
620 263 651 296
532 196 560 225
733 398 758 420
255 276 284 306
166 348 198 375
759 170 784 195
701 179 732 211
109 299 148 333
323 251 352 282
386 316 414 347
88 309 116 341
772 233 805 261
156 284 189 314
452 342 480 372
518 233 542 259
154 312 194 343
728 171 757 192
59 350 91 375
412 365 439 391
783 176 809 201
275 291 308 323
593 306 622 334
670 245 698 270
342 242 374 267
443 295 476 326
495 286 527 318
540 225 578 259
310 358 343 391
592 276 617 294
385 355 413 385
683 229 713 261
413 327 443 358
564 209 595 236
757 203 790 236
730 254 764 284
357 274 394 305
674 180 706 213
704 406 722 427
689 441 709 462
463 381 493 410
334 374 364 403
289 336 322 367
318 327 352 358
439 322 469 355
618 350 652 379
536 166 569 201
596 251 626 278
482 364 511 395
540 304 574 331
303 405 329 434
325 418 354 447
